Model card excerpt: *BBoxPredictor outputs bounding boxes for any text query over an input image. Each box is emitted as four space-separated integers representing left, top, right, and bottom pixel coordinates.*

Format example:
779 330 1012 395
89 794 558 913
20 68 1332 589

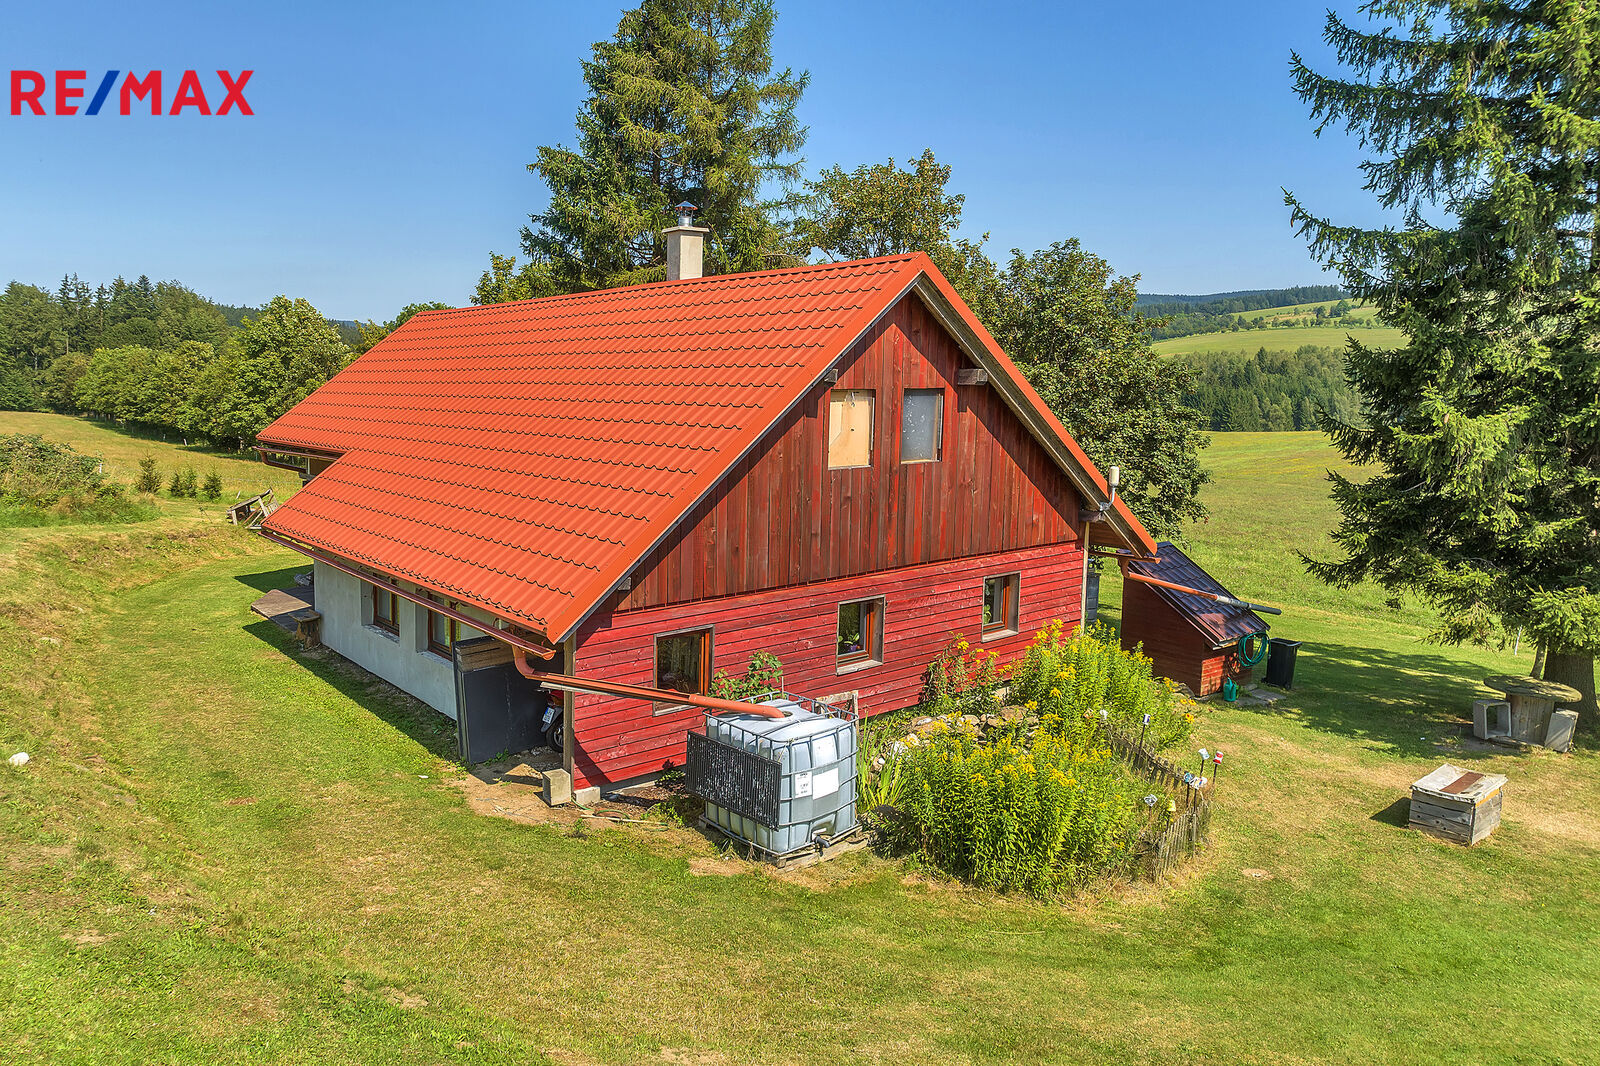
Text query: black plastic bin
1264 638 1302 689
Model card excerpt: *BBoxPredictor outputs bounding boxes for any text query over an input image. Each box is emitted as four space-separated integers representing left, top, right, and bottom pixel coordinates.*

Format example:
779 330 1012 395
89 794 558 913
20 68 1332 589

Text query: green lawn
1152 323 1408 358
2 419 1597 1065
0 410 304 506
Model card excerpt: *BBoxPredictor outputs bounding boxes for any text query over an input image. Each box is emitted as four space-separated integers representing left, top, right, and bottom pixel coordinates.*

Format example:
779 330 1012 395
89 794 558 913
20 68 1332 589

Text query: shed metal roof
1128 542 1268 647
258 253 1154 643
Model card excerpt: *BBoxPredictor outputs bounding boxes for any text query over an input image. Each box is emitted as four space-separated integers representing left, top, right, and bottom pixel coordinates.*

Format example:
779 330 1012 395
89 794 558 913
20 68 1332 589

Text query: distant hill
1137 285 1346 318
1138 285 1349 342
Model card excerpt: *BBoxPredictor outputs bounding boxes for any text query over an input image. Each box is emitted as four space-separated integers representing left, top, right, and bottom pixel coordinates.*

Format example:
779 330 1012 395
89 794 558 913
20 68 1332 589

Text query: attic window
828 389 874 468
901 389 943 463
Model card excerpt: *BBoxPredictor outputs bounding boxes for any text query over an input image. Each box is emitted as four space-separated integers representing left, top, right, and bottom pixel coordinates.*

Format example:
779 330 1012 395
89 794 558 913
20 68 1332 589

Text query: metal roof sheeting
1128 542 1267 647
259 253 1154 642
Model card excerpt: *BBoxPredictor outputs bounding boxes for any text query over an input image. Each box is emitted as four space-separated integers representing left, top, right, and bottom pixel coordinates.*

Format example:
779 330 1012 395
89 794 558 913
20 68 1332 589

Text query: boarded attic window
901 388 944 463
828 389 874 468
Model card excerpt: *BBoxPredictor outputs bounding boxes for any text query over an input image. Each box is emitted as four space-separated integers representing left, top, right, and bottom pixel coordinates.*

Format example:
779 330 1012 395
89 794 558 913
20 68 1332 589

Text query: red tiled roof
1129 542 1268 646
259 253 1153 642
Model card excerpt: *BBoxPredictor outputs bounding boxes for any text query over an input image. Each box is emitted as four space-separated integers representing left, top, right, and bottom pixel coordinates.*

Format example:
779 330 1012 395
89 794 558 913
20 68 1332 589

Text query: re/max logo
8 70 253 116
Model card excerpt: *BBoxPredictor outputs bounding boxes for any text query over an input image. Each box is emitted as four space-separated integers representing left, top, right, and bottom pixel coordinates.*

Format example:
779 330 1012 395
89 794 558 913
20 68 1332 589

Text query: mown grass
1 421 1597 1065
0 411 303 505
1151 323 1408 359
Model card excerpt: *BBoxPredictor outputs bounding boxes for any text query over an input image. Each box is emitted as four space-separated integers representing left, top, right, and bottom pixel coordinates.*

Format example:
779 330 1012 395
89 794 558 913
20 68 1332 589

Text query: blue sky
0 1 1388 321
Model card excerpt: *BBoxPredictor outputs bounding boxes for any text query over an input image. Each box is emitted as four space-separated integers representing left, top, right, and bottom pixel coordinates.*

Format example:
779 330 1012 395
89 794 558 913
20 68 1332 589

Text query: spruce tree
1289 2 1600 711
515 0 808 292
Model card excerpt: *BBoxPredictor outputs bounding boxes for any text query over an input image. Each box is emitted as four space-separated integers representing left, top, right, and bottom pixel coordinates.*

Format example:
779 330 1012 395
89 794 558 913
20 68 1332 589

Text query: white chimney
664 201 710 281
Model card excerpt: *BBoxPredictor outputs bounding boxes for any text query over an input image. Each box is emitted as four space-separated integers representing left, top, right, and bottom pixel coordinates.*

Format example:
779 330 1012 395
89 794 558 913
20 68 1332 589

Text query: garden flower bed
861 621 1209 899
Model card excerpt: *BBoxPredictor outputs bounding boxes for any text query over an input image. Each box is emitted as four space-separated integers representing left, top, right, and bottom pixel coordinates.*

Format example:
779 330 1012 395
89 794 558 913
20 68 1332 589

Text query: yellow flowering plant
923 635 1002 716
879 729 1146 898
1009 621 1198 752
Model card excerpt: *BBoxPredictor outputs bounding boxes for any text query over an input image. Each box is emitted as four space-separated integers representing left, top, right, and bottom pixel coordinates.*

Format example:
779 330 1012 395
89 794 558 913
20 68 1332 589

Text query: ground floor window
371 584 400 635
837 597 884 668
656 628 712 698
983 573 1019 635
427 603 458 657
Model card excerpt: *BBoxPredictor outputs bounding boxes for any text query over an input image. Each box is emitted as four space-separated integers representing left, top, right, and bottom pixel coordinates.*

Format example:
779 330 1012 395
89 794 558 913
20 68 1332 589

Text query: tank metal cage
686 691 860 861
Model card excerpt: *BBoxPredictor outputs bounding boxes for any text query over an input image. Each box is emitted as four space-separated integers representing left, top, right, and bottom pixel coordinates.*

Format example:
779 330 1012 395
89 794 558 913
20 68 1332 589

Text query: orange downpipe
1121 568 1283 616
512 648 786 718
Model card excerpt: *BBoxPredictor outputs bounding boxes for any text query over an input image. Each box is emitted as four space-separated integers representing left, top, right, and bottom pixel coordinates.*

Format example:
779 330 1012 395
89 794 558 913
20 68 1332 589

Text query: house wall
312 559 488 718
616 292 1084 611
1119 579 1250 697
569 542 1084 790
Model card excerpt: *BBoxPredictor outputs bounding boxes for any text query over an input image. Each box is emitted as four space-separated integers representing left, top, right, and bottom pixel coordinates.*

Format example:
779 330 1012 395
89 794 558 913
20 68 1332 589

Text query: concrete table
1482 675 1582 746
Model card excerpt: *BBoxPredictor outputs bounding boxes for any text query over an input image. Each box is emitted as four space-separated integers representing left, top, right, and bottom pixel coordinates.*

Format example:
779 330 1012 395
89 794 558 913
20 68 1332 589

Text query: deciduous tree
989 241 1210 536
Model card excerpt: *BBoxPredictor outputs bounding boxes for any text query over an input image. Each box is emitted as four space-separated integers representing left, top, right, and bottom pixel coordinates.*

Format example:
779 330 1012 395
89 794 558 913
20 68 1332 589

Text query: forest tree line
1178 346 1360 432
0 275 441 447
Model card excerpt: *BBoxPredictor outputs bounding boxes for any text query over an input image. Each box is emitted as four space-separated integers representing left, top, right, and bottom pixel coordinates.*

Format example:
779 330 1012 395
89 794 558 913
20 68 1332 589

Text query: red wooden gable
614 290 1082 611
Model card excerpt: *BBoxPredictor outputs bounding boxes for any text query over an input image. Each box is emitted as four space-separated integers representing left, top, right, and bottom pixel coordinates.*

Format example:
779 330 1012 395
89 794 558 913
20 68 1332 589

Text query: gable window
656 628 712 699
837 597 884 669
983 574 1020 637
828 389 874 468
371 584 400 635
901 388 944 463
427 603 458 657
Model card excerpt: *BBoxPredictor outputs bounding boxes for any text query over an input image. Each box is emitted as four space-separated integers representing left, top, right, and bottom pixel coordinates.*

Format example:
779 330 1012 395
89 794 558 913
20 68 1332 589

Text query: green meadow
2 415 1596 1065
1151 322 1409 359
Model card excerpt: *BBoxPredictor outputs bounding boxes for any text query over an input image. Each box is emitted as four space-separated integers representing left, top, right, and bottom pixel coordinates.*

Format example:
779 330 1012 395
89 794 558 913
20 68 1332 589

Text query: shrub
881 729 1146 898
168 468 198 498
201 472 223 500
0 435 153 526
135 456 161 494
856 715 911 816
1010 620 1196 752
709 650 784 701
923 636 1001 716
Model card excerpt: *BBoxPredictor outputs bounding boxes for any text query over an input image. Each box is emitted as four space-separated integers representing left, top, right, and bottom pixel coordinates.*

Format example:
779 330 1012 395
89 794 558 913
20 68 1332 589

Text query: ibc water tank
702 699 857 856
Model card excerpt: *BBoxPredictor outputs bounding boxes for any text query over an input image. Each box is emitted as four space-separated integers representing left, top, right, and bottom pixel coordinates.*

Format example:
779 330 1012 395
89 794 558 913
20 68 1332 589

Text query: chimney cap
672 201 699 227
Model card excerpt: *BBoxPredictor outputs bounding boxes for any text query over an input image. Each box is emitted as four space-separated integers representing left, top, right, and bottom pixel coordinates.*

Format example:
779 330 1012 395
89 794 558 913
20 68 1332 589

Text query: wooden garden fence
1102 721 1214 880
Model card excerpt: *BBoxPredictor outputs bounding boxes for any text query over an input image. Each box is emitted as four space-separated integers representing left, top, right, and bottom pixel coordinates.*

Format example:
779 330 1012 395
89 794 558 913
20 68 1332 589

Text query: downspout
512 649 786 719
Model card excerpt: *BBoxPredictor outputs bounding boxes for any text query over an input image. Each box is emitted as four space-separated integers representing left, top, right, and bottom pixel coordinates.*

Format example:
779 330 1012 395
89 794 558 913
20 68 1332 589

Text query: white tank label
811 768 839 799
794 771 813 798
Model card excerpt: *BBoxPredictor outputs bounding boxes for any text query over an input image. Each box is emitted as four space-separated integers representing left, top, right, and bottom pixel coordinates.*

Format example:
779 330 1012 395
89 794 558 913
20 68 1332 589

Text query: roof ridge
410 253 924 318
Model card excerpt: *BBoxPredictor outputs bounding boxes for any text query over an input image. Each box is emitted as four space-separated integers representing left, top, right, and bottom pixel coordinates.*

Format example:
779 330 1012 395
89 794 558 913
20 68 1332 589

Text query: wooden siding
616 292 1083 611
570 542 1084 790
1120 579 1251 697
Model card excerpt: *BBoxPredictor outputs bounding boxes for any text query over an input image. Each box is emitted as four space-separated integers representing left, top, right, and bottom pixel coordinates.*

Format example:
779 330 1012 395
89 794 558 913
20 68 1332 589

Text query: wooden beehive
1409 764 1506 846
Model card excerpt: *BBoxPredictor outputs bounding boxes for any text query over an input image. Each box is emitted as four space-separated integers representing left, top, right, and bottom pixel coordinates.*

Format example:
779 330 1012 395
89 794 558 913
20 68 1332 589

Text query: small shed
1120 542 1267 697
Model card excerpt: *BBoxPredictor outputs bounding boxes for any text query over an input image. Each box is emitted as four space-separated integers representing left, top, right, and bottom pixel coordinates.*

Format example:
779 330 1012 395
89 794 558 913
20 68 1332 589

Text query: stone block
1473 699 1509 740
573 785 602 807
542 768 573 806
1544 709 1579 753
